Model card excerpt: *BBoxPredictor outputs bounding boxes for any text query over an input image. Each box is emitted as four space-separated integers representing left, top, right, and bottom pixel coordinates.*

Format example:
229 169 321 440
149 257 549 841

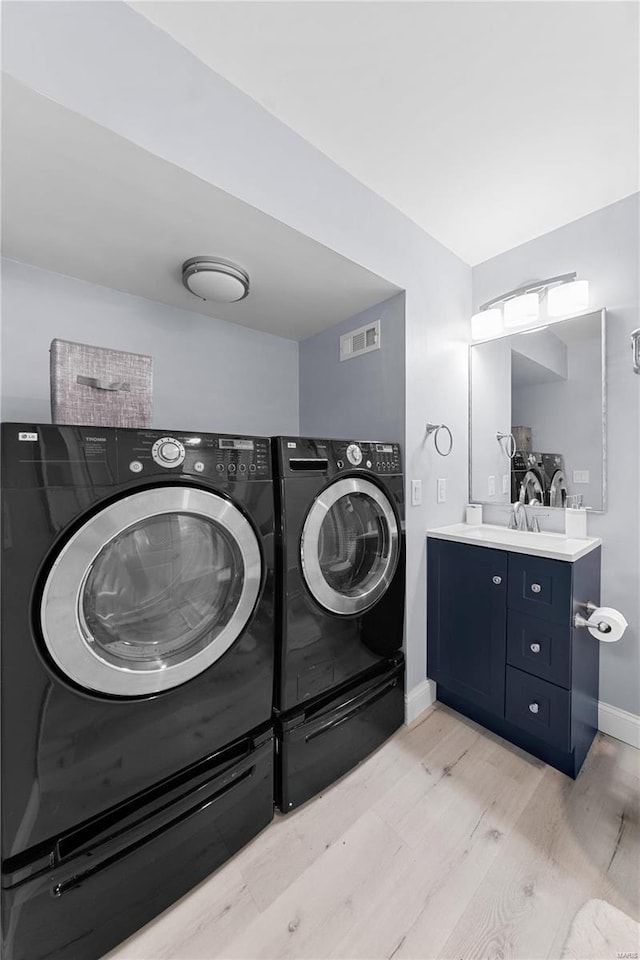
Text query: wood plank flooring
105 704 640 960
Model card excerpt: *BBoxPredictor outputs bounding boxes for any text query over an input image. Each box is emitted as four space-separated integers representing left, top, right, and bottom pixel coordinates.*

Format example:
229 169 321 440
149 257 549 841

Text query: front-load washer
541 453 568 507
1 423 275 960
511 451 546 505
272 437 405 811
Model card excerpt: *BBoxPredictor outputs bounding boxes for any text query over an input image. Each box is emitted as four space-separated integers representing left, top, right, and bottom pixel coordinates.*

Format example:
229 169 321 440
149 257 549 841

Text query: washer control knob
194 461 205 473
228 463 236 473
366 460 372 469
346 443 362 466
336 459 344 469
152 437 185 468
129 460 143 473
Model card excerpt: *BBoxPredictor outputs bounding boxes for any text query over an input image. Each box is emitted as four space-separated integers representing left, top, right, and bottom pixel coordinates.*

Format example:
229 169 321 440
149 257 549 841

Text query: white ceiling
132 0 639 265
1 76 398 341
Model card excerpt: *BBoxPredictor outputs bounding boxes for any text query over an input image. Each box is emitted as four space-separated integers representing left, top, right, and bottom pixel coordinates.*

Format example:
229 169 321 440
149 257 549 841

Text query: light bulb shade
471 308 503 340
182 258 250 303
547 279 589 317
504 292 539 327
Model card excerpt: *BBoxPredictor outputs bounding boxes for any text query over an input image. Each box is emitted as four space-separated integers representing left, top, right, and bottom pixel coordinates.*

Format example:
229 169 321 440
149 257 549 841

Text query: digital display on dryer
376 444 393 453
219 439 255 450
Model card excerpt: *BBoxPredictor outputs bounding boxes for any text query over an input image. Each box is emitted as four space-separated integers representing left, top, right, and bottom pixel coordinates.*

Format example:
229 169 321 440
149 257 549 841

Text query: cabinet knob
530 643 541 654
492 576 502 585
528 702 540 715
531 583 542 594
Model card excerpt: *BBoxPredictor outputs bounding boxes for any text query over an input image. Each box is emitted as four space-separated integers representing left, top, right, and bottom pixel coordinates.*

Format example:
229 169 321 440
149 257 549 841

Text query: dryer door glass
40 487 262 696
301 477 399 616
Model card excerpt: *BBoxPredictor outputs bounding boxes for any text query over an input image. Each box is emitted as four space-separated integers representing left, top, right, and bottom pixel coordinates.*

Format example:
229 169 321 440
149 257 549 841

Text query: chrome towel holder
426 422 453 457
632 328 640 374
496 431 517 459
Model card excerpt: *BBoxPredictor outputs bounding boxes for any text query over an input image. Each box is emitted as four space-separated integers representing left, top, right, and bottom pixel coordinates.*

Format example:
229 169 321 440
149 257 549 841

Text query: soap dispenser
565 496 588 538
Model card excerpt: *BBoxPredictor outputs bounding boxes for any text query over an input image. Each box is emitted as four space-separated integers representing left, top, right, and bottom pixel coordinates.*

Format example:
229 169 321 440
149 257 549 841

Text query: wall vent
339 319 381 361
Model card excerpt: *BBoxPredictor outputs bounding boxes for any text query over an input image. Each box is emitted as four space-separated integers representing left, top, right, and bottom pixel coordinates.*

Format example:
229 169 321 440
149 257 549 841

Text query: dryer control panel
275 437 402 479
119 430 271 480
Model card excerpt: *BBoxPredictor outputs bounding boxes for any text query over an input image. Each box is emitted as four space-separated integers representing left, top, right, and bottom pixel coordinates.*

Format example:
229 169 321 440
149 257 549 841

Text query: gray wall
473 193 640 717
1 258 299 436
3 1 472 697
299 293 405 444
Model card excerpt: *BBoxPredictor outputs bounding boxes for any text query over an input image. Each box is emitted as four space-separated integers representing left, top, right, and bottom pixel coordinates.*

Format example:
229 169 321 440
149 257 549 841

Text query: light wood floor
106 704 640 960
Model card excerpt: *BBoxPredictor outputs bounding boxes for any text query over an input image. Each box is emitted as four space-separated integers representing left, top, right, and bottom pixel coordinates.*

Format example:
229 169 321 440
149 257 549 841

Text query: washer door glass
301 478 399 616
41 487 262 696
518 470 544 505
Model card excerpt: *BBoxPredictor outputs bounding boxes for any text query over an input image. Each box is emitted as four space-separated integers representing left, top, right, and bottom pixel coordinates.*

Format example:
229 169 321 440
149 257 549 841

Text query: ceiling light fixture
470 272 588 341
182 257 250 303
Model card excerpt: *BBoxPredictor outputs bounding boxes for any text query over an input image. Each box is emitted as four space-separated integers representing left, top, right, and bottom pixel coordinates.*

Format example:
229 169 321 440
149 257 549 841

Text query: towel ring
426 422 453 457
496 431 516 459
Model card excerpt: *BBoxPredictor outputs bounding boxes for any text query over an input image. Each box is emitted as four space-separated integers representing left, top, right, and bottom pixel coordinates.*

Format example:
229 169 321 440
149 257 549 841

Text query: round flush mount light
182 257 250 303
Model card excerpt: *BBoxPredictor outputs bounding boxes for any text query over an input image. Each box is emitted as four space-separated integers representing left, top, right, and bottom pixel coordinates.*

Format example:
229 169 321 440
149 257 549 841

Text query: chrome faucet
508 501 540 533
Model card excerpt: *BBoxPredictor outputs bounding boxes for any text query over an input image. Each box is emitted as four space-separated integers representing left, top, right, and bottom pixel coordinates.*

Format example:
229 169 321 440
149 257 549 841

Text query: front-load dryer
511 451 546 505
272 437 405 811
1 424 275 960
542 453 568 507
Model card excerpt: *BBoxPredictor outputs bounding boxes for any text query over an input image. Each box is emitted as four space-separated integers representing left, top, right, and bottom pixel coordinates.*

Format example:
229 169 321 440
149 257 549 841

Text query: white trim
598 701 640 750
404 679 436 725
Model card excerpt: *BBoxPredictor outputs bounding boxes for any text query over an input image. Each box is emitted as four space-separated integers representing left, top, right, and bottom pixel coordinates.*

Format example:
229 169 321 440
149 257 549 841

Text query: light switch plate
411 479 422 506
502 474 510 494
573 470 590 484
437 478 446 503
488 475 496 497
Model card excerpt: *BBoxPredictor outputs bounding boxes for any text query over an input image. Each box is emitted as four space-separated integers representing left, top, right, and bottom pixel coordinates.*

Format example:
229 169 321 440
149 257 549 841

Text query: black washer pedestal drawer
505 666 571 751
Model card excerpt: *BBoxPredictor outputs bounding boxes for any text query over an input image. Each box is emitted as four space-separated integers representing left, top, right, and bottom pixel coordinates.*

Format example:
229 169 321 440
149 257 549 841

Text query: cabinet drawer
505 667 571 750
508 554 572 625
506 611 571 689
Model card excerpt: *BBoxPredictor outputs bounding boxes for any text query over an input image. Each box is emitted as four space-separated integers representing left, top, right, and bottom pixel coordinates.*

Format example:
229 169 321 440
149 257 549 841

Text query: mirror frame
468 307 607 513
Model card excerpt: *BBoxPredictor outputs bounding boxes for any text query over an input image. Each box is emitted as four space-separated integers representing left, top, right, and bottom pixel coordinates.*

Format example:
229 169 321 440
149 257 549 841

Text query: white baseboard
598 701 640 749
405 678 437 725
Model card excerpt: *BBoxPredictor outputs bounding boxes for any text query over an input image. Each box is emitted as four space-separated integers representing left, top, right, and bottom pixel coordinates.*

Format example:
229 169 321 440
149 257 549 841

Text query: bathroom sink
426 522 601 562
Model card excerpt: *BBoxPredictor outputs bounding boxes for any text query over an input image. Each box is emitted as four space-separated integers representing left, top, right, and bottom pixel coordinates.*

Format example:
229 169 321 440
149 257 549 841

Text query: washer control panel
118 431 270 480
152 437 186 468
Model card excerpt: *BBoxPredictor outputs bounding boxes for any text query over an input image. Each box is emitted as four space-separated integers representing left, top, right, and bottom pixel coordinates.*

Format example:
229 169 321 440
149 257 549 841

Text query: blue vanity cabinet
427 537 601 778
426 540 507 716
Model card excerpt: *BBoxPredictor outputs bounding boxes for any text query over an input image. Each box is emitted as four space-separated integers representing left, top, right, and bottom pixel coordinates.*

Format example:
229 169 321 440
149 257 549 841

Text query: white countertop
426 522 601 562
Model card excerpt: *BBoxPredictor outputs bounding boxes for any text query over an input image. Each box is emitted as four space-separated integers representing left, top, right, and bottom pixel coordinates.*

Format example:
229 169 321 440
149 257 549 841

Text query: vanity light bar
471 272 590 342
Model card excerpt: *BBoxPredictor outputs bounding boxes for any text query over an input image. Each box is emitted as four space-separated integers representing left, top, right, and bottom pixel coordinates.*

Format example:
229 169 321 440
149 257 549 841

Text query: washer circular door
301 477 399 616
518 470 544 505
40 486 262 696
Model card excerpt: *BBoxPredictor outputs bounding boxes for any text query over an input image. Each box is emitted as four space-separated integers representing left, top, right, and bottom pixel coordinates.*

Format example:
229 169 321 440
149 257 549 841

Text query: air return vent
339 319 381 361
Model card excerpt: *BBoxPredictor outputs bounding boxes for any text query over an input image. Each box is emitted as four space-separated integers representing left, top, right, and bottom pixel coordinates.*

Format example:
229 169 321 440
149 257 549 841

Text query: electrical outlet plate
437 478 446 503
502 474 510 494
411 479 422 506
488 476 496 497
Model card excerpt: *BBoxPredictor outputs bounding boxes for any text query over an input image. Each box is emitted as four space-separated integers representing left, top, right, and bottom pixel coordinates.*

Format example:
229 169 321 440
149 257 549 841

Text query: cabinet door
427 540 507 716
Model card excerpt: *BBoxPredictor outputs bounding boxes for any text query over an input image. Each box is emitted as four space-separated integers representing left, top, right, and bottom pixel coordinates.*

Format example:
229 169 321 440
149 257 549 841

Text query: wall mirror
469 309 606 512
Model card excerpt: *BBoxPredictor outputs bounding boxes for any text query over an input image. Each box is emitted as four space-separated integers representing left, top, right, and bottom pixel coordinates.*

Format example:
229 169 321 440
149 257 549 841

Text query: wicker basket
50 339 153 427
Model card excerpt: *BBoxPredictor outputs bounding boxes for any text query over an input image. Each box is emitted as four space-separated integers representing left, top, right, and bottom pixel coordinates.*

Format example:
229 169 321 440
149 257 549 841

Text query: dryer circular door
518 470 544 505
548 470 568 507
300 477 400 616
40 487 262 696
